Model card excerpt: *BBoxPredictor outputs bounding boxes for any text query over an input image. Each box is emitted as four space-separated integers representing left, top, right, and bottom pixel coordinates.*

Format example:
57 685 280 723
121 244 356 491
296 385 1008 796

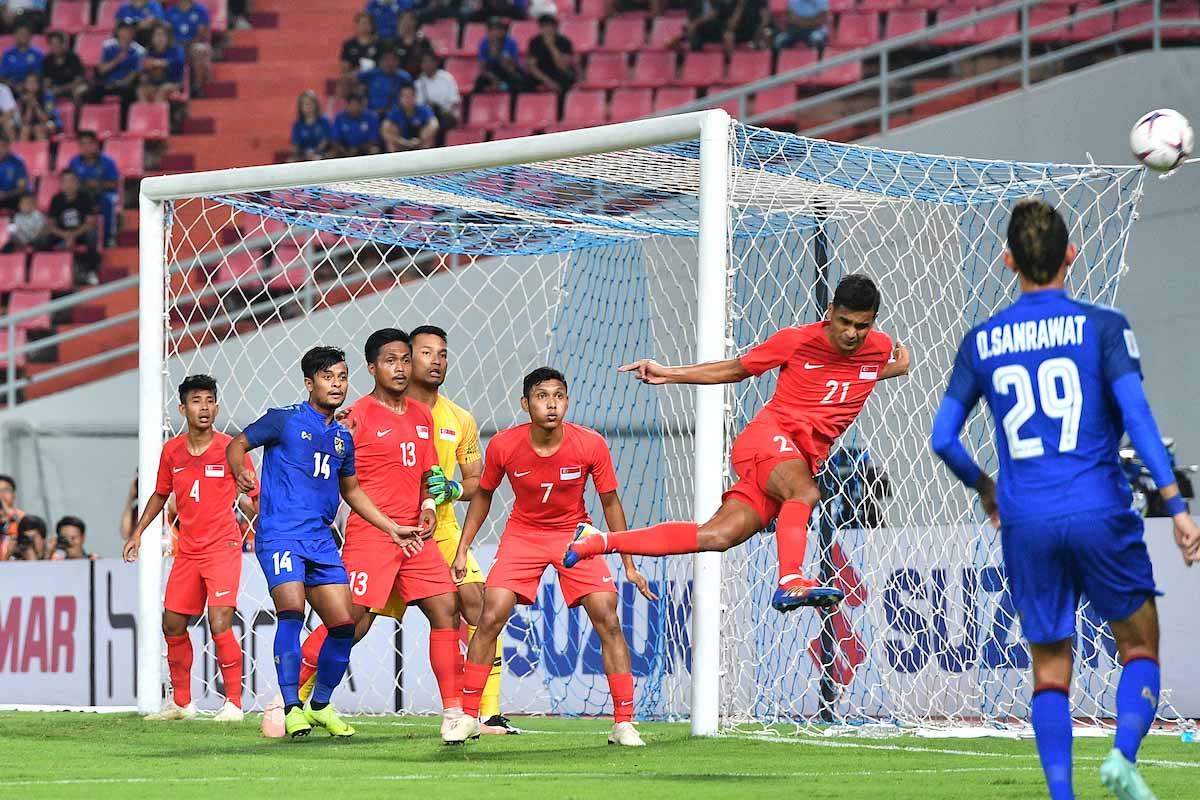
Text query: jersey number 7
992 357 1082 460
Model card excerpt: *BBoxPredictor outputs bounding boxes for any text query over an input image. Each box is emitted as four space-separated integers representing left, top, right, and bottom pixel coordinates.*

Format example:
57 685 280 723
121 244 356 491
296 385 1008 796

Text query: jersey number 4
993 358 1082 460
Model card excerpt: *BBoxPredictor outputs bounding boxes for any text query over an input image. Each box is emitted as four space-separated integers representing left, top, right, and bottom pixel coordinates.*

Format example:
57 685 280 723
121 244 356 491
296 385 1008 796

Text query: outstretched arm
619 357 749 386
122 491 170 562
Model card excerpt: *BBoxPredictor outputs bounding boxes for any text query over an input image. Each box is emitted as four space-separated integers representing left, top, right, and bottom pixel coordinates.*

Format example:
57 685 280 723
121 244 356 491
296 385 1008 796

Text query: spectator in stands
17 72 59 140
341 12 384 75
381 83 437 152
42 31 87 103
0 81 16 139
54 515 97 560
475 17 527 93
6 192 45 251
137 23 185 103
333 91 381 157
772 0 828 51
684 0 769 55
466 0 530 22
358 48 411 113
0 137 28 211
0 22 42 86
10 514 46 560
94 21 146 105
0 474 26 552
116 0 166 46
292 89 333 161
392 11 435 77
366 0 408 40
67 131 119 248
415 52 460 139
604 0 667 17
165 0 212 94
1 0 46 34
526 14 576 96
46 169 100 284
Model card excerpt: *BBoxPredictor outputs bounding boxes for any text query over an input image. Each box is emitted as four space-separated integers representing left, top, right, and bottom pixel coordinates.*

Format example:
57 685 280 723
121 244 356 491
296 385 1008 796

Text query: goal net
140 112 1176 734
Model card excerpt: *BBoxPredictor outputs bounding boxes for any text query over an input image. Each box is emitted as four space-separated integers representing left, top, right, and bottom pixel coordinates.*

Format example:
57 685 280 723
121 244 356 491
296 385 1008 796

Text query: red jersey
481 422 618 535
740 321 893 448
155 431 256 557
342 395 438 540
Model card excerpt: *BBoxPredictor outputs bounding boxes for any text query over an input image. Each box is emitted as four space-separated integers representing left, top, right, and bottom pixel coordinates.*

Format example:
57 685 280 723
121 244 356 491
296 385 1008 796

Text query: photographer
10 514 47 560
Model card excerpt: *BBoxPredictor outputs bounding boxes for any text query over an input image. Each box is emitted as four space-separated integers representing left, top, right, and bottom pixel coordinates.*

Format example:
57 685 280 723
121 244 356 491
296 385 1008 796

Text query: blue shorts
1001 508 1159 645
255 536 348 590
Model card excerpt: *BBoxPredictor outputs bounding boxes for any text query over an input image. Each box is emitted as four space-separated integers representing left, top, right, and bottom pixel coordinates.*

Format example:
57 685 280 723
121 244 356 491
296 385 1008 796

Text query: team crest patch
560 466 583 480
859 365 879 381
334 436 345 456
416 425 430 439
205 464 225 478
439 427 456 441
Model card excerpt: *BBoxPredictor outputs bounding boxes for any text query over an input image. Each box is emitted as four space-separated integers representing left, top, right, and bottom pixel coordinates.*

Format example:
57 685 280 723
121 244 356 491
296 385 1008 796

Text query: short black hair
538 13 558 25
301 345 347 379
364 328 409 364
1007 198 1069 286
409 324 447 344
18 515 45 537
0 474 14 491
116 20 135 33
56 515 86 536
178 374 218 404
831 274 881 313
47 31 65 43
523 366 567 398
78 129 99 143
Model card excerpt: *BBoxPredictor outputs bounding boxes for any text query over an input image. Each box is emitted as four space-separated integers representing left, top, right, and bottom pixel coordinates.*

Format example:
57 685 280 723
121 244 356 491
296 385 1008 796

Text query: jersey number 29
992 357 1082 459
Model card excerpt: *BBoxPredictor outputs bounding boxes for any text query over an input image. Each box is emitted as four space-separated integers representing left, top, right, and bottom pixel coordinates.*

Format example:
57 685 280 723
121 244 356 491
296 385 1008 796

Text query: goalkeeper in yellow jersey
375 324 516 734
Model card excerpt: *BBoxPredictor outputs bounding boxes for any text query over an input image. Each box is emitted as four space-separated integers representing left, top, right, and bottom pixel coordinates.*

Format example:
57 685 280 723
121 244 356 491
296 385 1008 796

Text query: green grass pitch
2 712 1197 799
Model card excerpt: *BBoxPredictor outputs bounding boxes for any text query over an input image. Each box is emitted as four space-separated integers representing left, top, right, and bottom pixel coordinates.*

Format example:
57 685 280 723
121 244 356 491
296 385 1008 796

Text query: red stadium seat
797 51 863 87
652 86 696 113
26 252 74 292
445 57 480 92
467 92 510 127
886 9 928 39
974 12 1018 42
1030 5 1072 43
11 141 49 178
834 12 881 48
105 137 144 178
91 0 123 31
648 16 687 49
1163 2 1200 41
609 87 653 122
930 8 975 45
35 174 59 209
50 0 90 34
752 84 798 124
725 50 771 86
578 0 607 17
0 327 28 369
55 100 76 140
9 289 51 330
423 20 458 55
559 89 608 127
828 0 855 11
560 19 600 52
266 245 308 293
599 15 646 52
127 102 170 139
457 23 487 57
582 52 627 89
444 128 484 146
215 251 260 287
679 51 724 88
491 124 537 140
74 32 108 67
78 104 121 140
630 50 676 88
776 47 818 74
1068 5 1115 41
510 19 538 44
55 139 81 171
0 253 26 292
514 92 557 127
203 0 228 33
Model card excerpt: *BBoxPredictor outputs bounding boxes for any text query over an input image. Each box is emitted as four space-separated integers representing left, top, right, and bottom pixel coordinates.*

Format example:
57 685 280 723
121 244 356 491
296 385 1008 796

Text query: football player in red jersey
124 374 259 721
566 274 911 613
442 367 656 747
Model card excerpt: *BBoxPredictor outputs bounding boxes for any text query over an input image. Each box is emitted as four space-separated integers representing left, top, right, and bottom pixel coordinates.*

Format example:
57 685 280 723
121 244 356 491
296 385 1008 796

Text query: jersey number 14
993 357 1082 460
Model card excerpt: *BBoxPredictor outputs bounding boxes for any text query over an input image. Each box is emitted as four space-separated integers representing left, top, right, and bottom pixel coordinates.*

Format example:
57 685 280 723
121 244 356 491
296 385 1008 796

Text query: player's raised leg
578 590 643 746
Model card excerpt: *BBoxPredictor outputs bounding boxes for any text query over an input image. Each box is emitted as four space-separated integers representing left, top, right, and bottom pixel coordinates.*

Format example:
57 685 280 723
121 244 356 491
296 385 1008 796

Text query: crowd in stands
291 0 832 161
0 473 96 560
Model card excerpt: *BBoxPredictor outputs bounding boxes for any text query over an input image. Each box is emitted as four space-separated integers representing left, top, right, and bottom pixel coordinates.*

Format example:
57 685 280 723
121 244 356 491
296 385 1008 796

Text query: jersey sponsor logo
376 428 392 438
804 362 824 370
560 466 582 481
514 470 532 478
416 425 430 439
204 464 225 478
334 435 346 456
214 590 231 598
301 431 313 440
859 365 879 381
439 427 456 441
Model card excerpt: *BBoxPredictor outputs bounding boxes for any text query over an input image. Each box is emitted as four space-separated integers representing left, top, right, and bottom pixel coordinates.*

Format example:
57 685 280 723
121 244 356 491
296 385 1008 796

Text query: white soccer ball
1129 108 1194 172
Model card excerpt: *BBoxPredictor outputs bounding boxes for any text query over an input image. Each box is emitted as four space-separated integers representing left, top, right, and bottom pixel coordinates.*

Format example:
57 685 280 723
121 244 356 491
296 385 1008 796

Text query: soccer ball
1129 108 1194 172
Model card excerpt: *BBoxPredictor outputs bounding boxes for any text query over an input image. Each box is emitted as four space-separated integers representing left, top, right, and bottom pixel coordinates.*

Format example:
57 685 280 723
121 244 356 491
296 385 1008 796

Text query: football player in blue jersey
226 345 422 739
931 198 1200 800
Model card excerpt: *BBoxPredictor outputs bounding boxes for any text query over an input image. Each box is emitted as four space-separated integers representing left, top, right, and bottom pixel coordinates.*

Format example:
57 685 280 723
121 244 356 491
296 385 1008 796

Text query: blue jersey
243 401 356 543
292 116 333 153
333 110 379 149
944 289 1141 523
383 103 434 139
165 3 209 44
68 154 120 186
0 153 27 193
115 1 166 25
99 39 145 86
357 66 412 112
0 45 43 84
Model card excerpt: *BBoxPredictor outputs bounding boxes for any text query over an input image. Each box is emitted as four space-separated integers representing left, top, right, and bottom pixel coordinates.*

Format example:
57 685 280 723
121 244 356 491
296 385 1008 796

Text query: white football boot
145 699 197 721
212 701 244 722
440 707 464 740
442 714 481 744
608 721 646 746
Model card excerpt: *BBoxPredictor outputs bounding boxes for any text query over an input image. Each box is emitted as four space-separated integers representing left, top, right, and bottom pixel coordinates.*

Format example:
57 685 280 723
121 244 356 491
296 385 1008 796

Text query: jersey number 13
992 357 1082 460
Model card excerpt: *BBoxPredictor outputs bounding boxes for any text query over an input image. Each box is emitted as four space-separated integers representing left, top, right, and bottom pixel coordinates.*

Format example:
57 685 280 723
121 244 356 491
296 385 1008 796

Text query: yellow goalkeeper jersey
430 394 482 540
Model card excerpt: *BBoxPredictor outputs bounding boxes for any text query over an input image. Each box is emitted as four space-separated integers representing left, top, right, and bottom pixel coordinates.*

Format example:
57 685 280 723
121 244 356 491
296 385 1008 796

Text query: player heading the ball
125 374 258 722
226 346 423 740
566 274 910 613
442 367 657 746
930 198 1200 800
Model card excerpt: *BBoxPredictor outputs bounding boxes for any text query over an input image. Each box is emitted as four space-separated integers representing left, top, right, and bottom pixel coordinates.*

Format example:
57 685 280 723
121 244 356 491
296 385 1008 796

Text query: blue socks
274 609 304 712
1031 685 1074 800
311 623 355 710
1115 656 1160 763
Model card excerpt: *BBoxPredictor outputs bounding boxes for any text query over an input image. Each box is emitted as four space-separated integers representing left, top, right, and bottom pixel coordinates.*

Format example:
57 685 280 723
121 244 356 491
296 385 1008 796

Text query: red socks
776 500 813 582
165 633 193 707
608 672 634 723
298 624 329 689
461 660 491 718
212 629 243 709
577 521 700 558
429 629 464 710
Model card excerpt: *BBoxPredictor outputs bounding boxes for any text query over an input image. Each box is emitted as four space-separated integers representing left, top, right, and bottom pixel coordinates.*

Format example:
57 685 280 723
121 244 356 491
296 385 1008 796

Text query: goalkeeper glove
427 465 463 505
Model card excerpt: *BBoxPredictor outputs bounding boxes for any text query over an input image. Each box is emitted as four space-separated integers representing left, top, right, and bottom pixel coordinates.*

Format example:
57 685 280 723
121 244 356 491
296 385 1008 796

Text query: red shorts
487 528 615 608
723 415 827 527
164 545 242 616
340 534 456 609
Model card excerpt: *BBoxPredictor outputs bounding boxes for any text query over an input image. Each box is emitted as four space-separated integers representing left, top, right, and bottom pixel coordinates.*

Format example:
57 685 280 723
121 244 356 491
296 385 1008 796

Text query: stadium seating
0 254 26 293
834 12 881 49
599 16 646 52
126 102 171 140
559 89 609 128
887 9 929 39
560 19 600 53
27 253 75 292
215 251 260 287
9 289 52 330
630 50 676 88
91 0 123 32
609 88 653 122
12 141 50 178
74 32 108 67
36 174 59 210
679 51 724 88
648 16 686 49
652 86 696 114
582 52 627 90
0 328 28 368
514 92 557 129
55 139 81 170
725 50 771 87
467 93 510 127
50 0 90 34
266 245 308 292
79 104 121 140
105 138 146 178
